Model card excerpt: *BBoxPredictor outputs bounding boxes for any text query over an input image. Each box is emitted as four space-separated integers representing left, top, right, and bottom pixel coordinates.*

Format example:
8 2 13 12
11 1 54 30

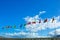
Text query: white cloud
4 31 51 38
49 28 60 36
24 14 60 32
5 31 27 36
39 11 46 15
24 15 40 22
24 11 46 22
40 11 46 14
23 12 60 38
4 31 39 38
2 11 60 38
48 31 55 36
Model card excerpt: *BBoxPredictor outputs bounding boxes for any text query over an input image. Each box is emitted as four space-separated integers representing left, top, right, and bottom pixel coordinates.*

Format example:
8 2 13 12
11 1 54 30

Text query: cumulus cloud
22 11 60 38
2 11 60 38
24 15 60 32
24 15 40 22
24 11 46 22
49 28 60 36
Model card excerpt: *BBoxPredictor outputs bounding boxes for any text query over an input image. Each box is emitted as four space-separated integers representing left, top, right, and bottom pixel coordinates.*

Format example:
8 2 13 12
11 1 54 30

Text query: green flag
24 24 26 26
13 25 16 28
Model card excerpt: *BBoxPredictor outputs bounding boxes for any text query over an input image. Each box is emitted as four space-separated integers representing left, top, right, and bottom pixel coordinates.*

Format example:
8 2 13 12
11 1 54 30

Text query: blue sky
0 0 60 26
0 0 60 38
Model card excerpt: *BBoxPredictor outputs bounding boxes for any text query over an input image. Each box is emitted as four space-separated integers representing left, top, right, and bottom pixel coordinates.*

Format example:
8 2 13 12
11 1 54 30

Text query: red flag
52 18 55 23
32 21 36 24
44 18 48 23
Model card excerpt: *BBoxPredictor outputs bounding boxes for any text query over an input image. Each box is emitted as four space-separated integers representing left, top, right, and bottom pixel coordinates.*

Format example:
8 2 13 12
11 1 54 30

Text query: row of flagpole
1 17 57 38
1 18 55 29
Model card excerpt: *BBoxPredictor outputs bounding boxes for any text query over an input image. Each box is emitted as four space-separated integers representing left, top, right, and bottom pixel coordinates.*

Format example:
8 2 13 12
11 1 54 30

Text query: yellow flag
24 24 26 26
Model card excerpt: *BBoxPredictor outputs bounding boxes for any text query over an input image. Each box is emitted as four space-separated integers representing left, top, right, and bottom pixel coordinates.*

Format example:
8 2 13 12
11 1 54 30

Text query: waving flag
20 24 23 28
13 25 16 28
39 19 41 23
52 18 55 23
19 24 26 28
27 22 31 25
24 24 26 26
32 21 36 24
44 18 48 23
6 26 12 29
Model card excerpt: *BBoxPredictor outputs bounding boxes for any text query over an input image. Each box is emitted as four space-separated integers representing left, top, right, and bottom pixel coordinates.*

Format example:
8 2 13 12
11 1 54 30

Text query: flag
20 24 23 28
44 18 48 23
39 19 41 23
32 21 36 24
6 26 12 28
32 20 36 24
6 26 9 28
24 24 26 26
13 25 16 28
52 18 55 23
27 22 31 25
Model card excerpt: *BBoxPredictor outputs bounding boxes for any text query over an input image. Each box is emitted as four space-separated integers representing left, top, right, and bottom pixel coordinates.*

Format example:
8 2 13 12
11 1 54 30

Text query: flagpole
52 18 57 39
54 20 57 40
47 19 49 37
52 18 56 38
54 20 56 38
39 19 42 37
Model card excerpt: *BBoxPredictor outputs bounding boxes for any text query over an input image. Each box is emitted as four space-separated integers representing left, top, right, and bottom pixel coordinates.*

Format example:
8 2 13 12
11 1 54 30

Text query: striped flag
44 18 48 23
